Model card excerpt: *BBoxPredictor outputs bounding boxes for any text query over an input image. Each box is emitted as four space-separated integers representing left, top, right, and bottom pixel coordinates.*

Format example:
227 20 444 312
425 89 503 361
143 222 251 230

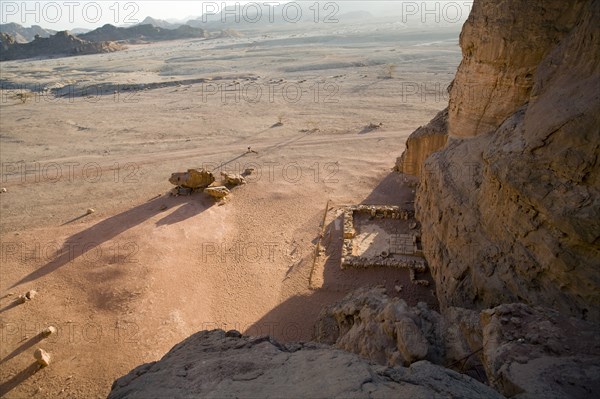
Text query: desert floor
0 21 461 398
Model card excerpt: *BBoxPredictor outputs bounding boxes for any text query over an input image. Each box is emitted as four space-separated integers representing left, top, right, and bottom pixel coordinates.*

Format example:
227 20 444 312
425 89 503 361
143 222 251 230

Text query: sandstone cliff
395 108 448 176
414 0 600 321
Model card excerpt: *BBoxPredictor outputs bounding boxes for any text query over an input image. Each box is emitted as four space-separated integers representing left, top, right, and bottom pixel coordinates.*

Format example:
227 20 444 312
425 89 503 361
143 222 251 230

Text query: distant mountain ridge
138 16 182 29
0 22 56 43
78 23 206 43
0 31 121 61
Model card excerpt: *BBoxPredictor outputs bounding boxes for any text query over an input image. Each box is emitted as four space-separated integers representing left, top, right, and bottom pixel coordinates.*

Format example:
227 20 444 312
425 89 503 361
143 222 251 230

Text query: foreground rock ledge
108 330 503 399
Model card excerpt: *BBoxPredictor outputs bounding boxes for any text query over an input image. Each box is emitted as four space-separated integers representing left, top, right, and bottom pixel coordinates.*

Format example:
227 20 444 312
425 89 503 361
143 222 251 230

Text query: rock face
314 287 445 366
416 0 600 321
447 0 588 138
0 31 122 61
108 330 503 399
480 303 600 398
395 108 448 176
314 286 483 374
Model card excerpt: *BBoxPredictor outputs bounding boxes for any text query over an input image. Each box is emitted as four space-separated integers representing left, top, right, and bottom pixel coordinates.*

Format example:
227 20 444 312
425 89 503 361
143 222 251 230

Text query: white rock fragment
19 289 37 303
41 326 57 337
34 348 51 367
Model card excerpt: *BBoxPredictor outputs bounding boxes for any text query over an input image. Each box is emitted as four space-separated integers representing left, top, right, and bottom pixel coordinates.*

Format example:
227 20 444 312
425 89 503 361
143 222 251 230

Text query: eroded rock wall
447 0 588 137
416 0 600 320
395 108 449 176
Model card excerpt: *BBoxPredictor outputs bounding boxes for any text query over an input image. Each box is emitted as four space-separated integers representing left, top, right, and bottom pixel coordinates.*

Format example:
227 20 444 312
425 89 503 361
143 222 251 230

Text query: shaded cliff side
415 0 600 320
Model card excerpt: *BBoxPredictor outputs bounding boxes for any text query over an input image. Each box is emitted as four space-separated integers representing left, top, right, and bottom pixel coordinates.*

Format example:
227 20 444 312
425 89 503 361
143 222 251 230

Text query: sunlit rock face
416 0 600 321
447 0 587 138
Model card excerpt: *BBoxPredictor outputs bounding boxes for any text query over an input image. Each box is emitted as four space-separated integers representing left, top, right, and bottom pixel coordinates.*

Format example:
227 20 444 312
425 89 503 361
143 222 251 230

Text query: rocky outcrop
314 286 484 376
108 329 504 399
0 22 55 43
79 23 206 43
395 108 448 176
315 288 600 398
480 303 600 398
415 0 600 321
0 31 122 61
314 287 445 366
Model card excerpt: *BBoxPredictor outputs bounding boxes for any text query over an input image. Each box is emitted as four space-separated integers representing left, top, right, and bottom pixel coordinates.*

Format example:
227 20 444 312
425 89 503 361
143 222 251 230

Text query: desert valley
0 1 598 398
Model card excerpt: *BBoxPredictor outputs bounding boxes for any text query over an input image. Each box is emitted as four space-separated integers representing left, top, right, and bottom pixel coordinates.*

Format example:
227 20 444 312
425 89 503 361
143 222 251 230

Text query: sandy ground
0 20 461 398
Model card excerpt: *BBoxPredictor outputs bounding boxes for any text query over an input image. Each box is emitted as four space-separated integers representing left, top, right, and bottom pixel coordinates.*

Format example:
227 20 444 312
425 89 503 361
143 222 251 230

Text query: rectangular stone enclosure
341 205 429 285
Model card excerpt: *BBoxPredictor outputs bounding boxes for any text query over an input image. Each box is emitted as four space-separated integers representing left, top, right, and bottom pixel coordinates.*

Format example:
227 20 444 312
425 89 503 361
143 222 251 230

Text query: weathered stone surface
395 108 448 176
169 168 215 189
480 303 600 398
314 287 446 367
204 186 230 199
448 1 587 137
220 171 246 186
109 329 503 399
416 0 600 321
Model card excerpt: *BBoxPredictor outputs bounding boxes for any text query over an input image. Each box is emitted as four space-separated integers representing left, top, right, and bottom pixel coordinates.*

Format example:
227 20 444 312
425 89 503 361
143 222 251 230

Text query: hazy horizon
1 1 473 31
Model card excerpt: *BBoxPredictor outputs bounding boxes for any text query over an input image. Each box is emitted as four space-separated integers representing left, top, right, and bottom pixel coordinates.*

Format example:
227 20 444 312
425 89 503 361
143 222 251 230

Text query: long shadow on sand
0 363 40 397
244 172 436 342
8 194 213 290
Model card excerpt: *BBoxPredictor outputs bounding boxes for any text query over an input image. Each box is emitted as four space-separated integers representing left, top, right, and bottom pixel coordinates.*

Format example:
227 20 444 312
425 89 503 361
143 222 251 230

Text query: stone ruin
341 205 429 286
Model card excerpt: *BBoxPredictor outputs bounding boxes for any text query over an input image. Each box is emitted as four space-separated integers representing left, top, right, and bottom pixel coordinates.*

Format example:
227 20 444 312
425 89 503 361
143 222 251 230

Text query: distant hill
0 31 122 61
0 22 56 43
139 16 182 29
70 27 92 35
78 23 206 43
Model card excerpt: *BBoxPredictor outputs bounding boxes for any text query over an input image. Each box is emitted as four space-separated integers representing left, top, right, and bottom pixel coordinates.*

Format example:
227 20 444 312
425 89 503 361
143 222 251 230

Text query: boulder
220 171 246 186
169 169 215 190
34 348 51 367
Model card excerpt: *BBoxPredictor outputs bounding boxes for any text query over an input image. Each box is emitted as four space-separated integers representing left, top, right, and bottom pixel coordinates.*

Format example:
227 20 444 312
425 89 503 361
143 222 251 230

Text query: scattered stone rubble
168 168 251 200
18 289 37 304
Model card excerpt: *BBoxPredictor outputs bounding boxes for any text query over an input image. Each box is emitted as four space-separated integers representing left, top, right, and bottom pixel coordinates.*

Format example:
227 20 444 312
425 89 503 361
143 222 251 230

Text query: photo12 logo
1 161 141 184
199 80 339 105
400 1 473 24
1 1 140 26
200 2 340 24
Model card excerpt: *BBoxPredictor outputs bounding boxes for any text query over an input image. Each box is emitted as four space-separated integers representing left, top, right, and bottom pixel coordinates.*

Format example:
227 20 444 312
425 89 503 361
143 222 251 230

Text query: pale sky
0 1 473 31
